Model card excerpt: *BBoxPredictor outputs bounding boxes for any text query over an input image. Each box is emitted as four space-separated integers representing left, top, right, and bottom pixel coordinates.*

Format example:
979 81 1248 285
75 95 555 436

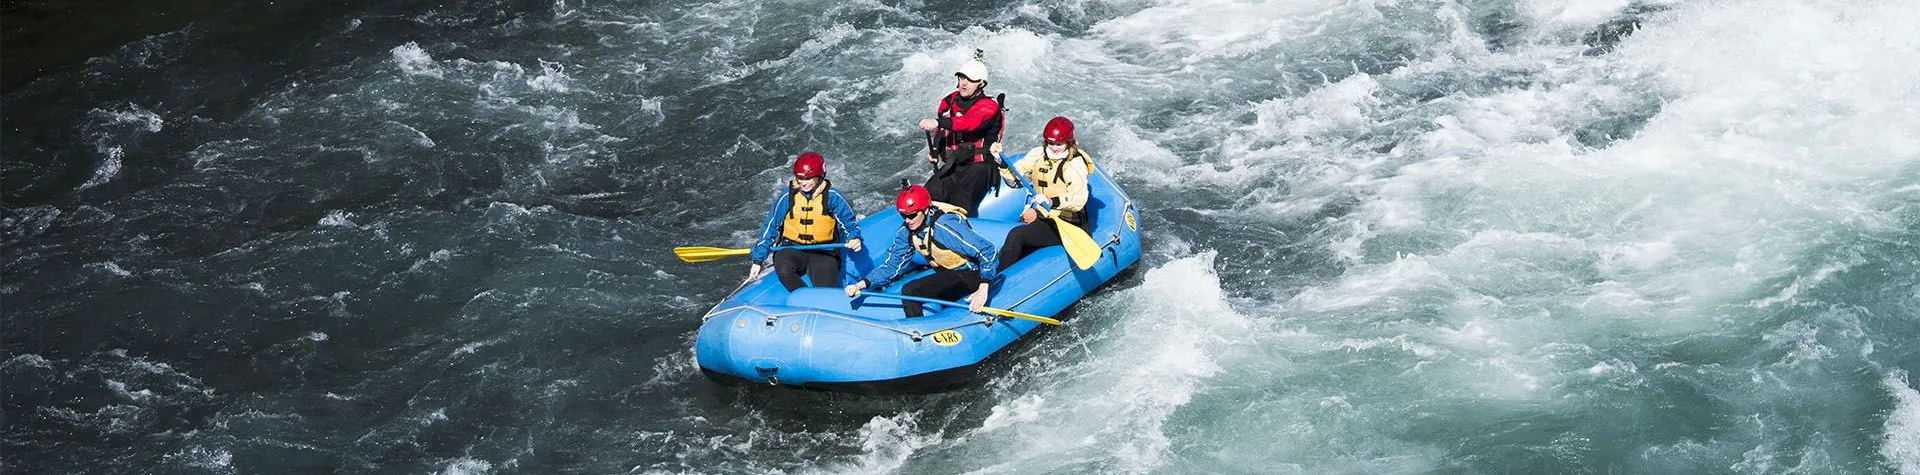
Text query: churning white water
4 0 1915 473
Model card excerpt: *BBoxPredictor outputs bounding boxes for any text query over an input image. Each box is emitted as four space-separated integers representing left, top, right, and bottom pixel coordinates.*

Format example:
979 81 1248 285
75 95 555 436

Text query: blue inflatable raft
695 152 1142 393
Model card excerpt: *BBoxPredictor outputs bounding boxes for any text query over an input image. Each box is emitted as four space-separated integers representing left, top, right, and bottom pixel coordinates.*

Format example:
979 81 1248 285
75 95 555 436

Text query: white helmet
955 59 988 83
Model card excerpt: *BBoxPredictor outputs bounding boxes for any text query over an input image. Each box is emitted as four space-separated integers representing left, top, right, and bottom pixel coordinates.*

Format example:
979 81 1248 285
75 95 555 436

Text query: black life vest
938 92 1003 165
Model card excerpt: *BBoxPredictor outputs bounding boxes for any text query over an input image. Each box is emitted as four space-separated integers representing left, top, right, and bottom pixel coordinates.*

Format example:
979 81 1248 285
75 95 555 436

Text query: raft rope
704 267 1070 340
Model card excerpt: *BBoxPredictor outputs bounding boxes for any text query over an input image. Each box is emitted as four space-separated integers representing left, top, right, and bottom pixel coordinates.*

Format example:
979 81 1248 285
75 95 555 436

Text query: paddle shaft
775 243 847 252
673 243 847 263
857 290 1059 325
1004 153 1047 212
860 290 972 311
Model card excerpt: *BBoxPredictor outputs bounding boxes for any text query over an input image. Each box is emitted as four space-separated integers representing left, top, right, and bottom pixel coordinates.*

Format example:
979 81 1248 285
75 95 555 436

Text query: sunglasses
899 210 925 219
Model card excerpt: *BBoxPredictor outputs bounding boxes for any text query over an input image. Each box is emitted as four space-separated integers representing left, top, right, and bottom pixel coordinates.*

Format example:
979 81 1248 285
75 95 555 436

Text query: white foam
384 121 437 148
526 60 572 92
423 408 449 424
318 210 358 228
324 290 353 318
40 404 148 435
2 354 53 370
163 445 234 474
88 261 132 277
977 394 1045 432
106 379 157 402
452 338 502 356
945 253 1251 473
79 146 123 191
1091 0 1343 64
437 457 493 475
874 30 1053 133
804 412 938 475
408 249 454 273
1520 0 1634 34
1884 370 1920 475
391 42 444 78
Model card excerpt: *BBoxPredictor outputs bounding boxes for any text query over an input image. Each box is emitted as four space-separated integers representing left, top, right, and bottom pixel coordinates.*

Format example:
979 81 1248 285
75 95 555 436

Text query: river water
4 0 1918 473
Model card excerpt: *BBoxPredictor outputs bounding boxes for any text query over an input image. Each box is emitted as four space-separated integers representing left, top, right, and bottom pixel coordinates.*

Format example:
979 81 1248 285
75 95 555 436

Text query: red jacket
934 92 1002 163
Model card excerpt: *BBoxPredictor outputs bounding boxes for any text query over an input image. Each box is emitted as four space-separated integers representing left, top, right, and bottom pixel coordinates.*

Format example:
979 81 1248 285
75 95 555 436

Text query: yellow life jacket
780 180 836 244
1030 150 1092 220
910 203 974 269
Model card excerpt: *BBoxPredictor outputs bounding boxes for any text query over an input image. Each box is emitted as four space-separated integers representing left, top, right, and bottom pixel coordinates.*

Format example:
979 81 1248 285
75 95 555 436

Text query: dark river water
5 0 1918 473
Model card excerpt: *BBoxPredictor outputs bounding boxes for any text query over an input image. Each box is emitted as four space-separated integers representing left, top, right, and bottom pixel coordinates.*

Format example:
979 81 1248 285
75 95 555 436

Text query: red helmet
1043 116 1075 143
792 152 825 178
895 185 931 215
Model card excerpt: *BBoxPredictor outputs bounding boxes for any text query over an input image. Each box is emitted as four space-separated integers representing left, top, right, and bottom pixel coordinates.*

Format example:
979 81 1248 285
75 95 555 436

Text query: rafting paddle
672 243 846 263
855 290 1062 325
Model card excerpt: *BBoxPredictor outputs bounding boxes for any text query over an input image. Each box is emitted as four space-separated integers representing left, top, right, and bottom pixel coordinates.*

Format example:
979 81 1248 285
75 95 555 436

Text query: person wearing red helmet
916 52 1004 217
750 152 864 291
997 116 1094 271
844 184 1001 316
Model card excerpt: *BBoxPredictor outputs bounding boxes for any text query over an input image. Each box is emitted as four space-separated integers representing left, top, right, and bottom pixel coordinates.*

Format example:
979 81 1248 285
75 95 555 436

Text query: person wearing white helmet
916 51 1004 217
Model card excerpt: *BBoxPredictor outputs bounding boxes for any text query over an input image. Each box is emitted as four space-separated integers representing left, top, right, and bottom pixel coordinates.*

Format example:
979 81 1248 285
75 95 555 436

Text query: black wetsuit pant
773 248 840 292
899 268 985 317
997 215 1086 271
926 159 998 216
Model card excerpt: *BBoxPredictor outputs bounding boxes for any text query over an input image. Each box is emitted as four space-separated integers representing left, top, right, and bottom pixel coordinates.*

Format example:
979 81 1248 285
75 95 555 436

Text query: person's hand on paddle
918 118 939 132
843 280 867 298
968 283 989 313
845 238 863 252
1020 197 1048 223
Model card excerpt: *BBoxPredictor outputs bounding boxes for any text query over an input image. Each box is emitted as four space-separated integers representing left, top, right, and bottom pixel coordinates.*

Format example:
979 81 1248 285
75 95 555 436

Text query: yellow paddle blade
982 307 1062 325
1052 216 1101 270
672 246 750 263
677 252 744 263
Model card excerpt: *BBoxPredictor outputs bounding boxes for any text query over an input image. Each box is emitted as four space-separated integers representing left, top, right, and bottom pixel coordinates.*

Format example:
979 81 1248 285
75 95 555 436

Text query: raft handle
755 364 779 385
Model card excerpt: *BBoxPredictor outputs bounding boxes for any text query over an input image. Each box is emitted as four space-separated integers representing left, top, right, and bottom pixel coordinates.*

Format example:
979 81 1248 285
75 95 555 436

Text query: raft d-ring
908 331 923 342
764 315 779 327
